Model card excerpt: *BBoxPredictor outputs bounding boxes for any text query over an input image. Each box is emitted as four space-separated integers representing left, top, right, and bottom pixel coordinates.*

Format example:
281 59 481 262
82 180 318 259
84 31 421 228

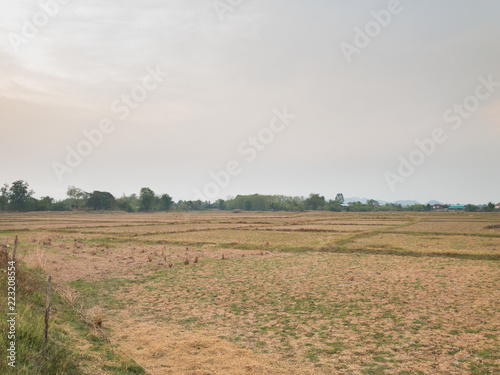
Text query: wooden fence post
43 275 52 357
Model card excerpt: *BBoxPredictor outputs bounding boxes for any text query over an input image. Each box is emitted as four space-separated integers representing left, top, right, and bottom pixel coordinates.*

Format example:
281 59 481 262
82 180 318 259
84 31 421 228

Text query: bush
118 200 136 213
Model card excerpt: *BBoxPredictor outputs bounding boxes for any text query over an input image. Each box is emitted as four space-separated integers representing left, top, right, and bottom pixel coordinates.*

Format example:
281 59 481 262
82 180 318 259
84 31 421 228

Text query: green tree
177 201 189 211
159 194 174 211
86 191 116 210
408 204 424 211
335 193 344 205
0 184 8 211
37 196 54 211
217 199 226 210
184 200 202 210
244 200 253 211
120 194 139 211
483 202 495 212
304 193 326 210
117 199 135 212
8 180 34 211
67 185 87 209
328 199 342 212
51 200 70 211
465 204 478 212
346 201 371 212
139 187 156 211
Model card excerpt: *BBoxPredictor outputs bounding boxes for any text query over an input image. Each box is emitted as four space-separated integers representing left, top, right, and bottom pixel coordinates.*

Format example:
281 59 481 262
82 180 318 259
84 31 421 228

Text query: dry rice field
1 210 499 374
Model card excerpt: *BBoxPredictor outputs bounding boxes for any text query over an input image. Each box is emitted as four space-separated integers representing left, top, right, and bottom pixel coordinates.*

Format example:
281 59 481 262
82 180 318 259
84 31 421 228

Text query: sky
0 0 499 205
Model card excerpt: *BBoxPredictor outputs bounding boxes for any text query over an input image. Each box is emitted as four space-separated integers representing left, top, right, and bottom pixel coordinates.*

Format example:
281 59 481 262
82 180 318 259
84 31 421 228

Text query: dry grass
110 252 499 374
346 232 500 257
84 306 104 328
58 284 78 305
112 321 305 375
1 210 499 374
0 249 8 269
35 246 46 269
392 219 500 234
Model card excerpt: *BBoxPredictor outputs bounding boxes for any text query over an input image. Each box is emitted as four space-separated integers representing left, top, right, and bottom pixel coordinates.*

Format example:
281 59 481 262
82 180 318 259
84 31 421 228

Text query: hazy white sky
1 0 499 204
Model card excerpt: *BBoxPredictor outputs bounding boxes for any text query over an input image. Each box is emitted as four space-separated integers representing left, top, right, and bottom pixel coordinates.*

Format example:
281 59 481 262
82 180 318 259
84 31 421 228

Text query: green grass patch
0 261 145 374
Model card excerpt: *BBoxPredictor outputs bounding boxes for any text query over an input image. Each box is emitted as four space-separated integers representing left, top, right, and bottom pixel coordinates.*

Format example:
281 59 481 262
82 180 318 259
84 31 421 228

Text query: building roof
449 205 465 209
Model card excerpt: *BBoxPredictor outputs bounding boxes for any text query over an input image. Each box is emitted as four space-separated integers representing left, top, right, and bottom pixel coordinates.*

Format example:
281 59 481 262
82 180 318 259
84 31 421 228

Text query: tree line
0 181 174 213
0 180 497 213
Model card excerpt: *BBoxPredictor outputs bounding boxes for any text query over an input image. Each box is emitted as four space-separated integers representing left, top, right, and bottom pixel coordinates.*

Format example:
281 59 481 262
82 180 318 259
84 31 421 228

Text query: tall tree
305 193 326 210
86 191 116 210
328 200 342 212
67 185 87 209
335 193 345 205
465 204 479 212
484 202 495 212
159 194 174 211
0 184 8 211
8 180 34 211
139 187 156 211
217 199 226 210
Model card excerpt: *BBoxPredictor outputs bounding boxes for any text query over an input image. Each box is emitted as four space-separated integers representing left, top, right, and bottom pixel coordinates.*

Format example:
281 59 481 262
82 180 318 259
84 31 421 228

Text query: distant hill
426 200 442 205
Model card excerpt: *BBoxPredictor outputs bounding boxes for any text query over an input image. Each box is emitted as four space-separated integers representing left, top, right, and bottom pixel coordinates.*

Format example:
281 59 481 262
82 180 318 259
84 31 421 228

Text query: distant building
496 203 500 210
433 204 444 211
449 204 465 211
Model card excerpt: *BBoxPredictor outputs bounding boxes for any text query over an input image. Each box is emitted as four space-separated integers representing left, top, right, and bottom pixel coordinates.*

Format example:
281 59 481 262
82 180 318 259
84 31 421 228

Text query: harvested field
347 233 500 257
391 219 500 234
2 211 499 374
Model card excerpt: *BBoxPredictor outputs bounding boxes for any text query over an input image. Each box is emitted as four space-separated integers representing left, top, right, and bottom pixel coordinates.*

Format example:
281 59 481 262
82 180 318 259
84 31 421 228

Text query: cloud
0 0 499 204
